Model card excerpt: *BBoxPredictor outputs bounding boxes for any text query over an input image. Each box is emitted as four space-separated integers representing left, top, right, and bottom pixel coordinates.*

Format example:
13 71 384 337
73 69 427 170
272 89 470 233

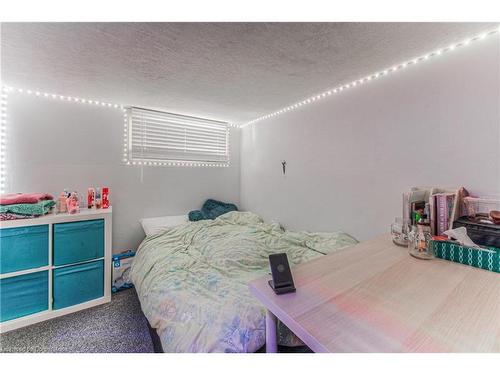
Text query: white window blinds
127 107 229 166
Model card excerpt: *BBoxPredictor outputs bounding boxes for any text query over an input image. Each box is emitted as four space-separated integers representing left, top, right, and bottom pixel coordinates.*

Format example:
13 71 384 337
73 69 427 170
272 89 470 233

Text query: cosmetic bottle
87 187 95 209
95 187 102 209
102 187 109 209
66 192 80 214
58 192 68 213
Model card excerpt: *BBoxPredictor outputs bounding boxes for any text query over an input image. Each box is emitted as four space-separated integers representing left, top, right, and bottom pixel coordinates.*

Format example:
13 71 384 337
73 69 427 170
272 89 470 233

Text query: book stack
403 187 467 236
434 193 456 235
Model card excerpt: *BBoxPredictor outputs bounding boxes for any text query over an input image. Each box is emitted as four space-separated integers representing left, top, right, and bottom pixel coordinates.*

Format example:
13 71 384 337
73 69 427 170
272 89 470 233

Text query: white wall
5 36 499 249
240 37 500 241
5 94 240 251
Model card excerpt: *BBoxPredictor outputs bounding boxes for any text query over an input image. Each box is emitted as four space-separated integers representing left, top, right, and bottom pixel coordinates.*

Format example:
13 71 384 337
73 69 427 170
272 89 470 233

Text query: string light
0 86 11 193
1 86 233 172
0 86 124 192
7 86 124 109
240 26 500 128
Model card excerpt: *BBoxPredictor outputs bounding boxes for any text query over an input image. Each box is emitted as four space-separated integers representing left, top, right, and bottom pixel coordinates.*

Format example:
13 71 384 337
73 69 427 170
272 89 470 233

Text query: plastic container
453 217 500 248
112 250 135 292
463 197 500 219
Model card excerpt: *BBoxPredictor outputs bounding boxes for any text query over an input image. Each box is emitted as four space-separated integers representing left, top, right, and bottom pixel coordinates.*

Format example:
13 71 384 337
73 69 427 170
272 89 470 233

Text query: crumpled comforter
130 211 357 353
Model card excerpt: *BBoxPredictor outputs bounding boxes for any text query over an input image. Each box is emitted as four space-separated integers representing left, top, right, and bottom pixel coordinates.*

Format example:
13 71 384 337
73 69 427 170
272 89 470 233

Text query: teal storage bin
0 225 49 274
0 271 48 322
53 219 104 266
53 259 104 309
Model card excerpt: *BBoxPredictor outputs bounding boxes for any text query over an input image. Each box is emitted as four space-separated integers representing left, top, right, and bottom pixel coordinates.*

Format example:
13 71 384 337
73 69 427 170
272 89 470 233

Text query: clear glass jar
391 217 410 247
407 224 433 260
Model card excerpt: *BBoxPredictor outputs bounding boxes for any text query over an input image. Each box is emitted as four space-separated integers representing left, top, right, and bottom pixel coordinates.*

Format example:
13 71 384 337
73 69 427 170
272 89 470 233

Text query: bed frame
146 320 164 353
145 319 312 353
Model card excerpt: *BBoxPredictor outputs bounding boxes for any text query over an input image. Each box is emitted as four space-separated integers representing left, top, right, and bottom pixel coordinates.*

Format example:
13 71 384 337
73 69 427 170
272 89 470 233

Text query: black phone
268 253 296 294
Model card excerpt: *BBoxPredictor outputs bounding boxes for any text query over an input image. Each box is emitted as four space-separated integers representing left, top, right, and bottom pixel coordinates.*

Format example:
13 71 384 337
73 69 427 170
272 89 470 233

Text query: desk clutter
392 186 500 270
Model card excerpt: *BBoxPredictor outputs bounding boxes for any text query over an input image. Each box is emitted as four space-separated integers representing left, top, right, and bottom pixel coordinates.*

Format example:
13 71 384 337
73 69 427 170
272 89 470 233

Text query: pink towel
0 192 54 205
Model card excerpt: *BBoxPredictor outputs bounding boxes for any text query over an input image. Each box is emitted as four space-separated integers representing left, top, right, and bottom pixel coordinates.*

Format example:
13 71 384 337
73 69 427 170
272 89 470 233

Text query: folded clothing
0 200 56 216
0 192 54 205
0 213 36 221
188 199 238 221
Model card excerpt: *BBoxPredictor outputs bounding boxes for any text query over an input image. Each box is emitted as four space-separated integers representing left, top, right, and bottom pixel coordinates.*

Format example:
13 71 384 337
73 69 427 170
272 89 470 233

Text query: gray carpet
0 288 154 353
1 287 312 353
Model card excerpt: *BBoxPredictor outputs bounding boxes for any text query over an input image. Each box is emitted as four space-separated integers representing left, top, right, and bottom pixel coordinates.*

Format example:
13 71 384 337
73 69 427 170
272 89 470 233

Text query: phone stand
268 280 296 295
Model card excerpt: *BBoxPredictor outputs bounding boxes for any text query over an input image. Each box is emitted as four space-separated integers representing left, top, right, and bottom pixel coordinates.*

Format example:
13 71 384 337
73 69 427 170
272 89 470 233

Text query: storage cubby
53 219 104 266
53 260 104 309
0 208 112 332
0 224 49 274
0 271 48 322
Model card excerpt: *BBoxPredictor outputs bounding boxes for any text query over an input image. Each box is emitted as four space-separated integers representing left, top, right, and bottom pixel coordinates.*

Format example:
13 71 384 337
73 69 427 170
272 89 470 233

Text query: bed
130 211 357 353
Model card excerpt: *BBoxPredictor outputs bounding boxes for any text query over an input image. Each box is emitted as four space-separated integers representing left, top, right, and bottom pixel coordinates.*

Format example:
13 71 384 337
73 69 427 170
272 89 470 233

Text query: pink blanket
0 192 54 205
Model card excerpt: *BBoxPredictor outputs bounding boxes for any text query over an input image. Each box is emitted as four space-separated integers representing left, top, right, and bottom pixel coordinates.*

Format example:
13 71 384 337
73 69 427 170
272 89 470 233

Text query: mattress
130 211 357 353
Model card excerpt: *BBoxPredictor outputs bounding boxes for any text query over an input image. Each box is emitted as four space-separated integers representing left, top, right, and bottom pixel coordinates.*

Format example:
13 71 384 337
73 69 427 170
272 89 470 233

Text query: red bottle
102 187 110 209
87 188 95 209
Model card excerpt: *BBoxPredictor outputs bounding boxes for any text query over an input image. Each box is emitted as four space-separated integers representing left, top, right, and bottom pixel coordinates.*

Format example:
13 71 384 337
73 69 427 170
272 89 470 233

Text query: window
125 107 229 167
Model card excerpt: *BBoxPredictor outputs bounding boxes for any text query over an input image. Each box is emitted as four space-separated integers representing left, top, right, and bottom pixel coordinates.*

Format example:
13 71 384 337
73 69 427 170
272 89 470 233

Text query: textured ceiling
1 22 497 124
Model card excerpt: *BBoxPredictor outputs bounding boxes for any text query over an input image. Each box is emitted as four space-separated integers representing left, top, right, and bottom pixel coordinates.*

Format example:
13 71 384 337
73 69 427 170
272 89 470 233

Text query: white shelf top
0 207 112 228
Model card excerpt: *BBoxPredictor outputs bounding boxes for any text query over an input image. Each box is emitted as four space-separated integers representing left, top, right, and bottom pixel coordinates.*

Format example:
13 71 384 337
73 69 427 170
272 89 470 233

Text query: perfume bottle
95 187 102 209
58 191 68 213
66 191 80 214
87 187 95 209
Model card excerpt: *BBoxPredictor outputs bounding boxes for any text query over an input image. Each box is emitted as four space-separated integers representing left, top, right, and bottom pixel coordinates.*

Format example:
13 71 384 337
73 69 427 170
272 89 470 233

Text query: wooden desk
249 234 500 353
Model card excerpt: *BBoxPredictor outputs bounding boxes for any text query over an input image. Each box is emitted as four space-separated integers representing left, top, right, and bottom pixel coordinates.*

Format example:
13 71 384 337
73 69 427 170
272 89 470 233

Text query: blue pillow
188 210 204 221
188 199 238 221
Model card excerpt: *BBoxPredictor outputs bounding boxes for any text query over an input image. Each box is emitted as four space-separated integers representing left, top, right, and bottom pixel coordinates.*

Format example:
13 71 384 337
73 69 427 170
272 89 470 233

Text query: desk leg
266 309 278 353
